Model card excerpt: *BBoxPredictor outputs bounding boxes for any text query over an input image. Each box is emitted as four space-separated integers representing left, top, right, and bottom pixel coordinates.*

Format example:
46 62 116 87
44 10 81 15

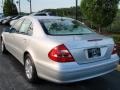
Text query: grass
111 34 120 43
117 65 120 71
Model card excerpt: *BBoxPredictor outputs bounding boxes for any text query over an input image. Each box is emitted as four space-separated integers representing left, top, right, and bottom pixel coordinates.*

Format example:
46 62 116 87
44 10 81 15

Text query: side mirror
9 27 16 33
3 27 10 32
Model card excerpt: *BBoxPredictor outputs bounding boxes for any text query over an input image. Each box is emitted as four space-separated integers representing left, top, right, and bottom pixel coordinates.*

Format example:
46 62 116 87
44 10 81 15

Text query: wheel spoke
1 41 4 52
25 59 33 79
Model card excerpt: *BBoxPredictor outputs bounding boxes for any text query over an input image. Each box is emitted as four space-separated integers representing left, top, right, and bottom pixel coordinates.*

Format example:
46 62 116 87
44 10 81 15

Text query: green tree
3 0 18 16
80 0 119 32
41 6 83 19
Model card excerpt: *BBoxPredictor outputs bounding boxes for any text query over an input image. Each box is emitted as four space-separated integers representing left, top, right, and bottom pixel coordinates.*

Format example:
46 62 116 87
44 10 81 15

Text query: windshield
40 19 94 35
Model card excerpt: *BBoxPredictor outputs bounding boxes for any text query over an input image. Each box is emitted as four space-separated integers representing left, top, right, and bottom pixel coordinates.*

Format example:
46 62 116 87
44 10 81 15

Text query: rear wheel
1 39 7 54
24 54 38 83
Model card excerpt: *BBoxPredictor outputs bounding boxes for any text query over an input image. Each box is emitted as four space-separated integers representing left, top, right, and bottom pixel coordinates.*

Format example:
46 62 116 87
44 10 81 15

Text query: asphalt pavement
0 25 120 90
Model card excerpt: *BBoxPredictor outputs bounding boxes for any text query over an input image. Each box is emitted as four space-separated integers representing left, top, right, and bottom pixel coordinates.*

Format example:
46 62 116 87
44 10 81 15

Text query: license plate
88 48 101 58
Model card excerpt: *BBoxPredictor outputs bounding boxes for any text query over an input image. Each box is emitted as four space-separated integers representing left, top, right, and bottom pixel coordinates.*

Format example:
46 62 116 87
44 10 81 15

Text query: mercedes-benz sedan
1 16 119 83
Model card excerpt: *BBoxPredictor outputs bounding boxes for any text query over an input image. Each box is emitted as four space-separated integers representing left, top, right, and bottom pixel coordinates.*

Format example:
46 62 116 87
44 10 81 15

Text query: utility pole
76 0 78 20
16 0 21 15
2 0 3 7
1 0 4 9
19 0 21 14
30 0 32 13
27 0 32 14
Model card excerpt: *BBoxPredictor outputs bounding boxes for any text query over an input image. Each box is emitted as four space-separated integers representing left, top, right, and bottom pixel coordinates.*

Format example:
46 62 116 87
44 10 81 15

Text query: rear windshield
40 19 94 35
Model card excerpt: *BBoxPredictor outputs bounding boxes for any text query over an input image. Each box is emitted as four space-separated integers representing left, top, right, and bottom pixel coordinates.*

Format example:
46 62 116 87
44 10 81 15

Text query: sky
0 0 81 13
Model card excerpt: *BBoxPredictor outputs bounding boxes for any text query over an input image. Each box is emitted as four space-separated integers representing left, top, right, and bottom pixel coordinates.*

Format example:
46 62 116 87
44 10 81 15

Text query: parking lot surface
0 25 120 90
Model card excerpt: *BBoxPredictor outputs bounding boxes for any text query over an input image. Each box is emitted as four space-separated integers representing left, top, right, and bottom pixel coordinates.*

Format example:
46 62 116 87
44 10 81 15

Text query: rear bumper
35 55 119 83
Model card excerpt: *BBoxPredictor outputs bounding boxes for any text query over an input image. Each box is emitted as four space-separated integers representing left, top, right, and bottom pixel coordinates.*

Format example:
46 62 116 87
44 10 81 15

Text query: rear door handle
23 39 27 42
23 39 27 40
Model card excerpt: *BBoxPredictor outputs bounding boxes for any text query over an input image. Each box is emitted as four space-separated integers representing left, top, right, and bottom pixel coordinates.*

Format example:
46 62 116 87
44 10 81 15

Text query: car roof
31 16 73 20
34 16 70 20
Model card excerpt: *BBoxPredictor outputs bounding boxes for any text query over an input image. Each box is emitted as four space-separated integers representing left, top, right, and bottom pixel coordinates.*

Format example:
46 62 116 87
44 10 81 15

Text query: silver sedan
1 16 119 83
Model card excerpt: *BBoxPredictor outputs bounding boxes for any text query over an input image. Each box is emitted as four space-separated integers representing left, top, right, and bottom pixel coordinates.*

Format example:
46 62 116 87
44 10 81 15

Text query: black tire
1 39 7 54
24 54 38 83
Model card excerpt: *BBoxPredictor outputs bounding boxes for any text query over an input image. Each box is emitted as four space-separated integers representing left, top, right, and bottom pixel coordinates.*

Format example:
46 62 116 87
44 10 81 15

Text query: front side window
40 19 94 35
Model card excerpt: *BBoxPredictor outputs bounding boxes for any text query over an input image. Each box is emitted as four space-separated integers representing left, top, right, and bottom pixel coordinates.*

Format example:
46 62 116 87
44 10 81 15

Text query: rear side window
12 19 24 32
19 19 33 35
35 13 47 16
27 24 33 36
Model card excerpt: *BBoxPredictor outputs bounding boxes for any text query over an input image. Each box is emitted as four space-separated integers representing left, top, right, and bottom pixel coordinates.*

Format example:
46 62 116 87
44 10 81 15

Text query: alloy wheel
25 58 33 79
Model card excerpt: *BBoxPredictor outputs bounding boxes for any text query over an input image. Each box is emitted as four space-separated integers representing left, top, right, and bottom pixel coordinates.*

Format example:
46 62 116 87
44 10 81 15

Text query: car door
2 27 14 51
13 19 33 63
4 19 24 56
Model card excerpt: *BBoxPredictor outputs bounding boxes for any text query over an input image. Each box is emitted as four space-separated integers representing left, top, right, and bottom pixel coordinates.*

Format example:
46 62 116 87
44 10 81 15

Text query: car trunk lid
47 34 114 64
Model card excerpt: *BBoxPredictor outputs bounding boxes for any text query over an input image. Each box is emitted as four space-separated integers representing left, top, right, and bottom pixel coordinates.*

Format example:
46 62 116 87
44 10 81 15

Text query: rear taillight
112 45 117 54
48 44 74 63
